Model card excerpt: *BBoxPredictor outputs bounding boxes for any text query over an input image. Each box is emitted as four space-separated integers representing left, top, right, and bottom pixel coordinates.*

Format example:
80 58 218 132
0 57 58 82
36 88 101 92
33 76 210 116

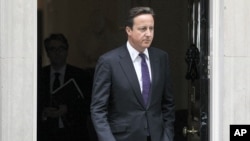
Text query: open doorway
37 0 209 141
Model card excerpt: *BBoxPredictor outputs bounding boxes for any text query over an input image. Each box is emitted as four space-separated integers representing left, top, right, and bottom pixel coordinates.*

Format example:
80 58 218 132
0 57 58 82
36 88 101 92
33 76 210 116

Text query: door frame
0 0 223 141
209 0 224 141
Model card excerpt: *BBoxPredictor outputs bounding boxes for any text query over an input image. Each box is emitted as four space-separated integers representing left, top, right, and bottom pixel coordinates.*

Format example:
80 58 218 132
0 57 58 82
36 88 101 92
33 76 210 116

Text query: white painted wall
0 0 37 141
222 0 250 140
210 0 250 141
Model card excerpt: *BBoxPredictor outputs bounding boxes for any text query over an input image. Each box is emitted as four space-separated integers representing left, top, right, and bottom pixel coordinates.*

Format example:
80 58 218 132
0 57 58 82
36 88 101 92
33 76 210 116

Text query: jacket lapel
64 65 70 82
147 48 160 109
119 46 146 108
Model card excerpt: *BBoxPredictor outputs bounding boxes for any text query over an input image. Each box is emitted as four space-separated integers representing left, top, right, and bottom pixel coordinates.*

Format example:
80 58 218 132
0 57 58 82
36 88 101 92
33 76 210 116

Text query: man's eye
138 27 154 32
139 27 147 31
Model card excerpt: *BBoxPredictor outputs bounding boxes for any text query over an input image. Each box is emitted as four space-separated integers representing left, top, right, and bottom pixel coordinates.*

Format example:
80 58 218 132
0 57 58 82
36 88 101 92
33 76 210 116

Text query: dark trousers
147 136 151 141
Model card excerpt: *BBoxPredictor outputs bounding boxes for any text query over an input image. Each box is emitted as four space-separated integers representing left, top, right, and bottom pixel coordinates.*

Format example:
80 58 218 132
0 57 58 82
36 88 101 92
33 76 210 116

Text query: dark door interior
182 0 209 141
37 0 209 141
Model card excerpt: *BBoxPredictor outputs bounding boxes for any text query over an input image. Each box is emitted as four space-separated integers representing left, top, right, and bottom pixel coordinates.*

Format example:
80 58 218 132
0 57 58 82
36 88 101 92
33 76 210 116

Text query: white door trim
209 0 224 141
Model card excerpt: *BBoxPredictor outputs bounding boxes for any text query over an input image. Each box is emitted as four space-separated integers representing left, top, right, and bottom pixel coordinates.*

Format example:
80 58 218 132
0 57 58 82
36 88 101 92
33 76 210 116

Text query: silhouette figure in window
37 33 94 141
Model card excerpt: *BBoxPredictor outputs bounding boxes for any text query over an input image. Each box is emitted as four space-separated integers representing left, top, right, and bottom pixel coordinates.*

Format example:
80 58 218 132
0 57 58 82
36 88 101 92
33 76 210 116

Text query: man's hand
43 105 68 118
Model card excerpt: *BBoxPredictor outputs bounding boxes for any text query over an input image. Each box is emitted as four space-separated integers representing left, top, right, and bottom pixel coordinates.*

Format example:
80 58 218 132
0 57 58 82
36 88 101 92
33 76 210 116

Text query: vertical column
0 0 37 141
209 0 224 141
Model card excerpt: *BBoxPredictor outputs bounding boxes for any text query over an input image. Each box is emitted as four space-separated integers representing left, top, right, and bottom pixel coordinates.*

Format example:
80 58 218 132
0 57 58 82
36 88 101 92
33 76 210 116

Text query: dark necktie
139 53 151 105
53 72 61 91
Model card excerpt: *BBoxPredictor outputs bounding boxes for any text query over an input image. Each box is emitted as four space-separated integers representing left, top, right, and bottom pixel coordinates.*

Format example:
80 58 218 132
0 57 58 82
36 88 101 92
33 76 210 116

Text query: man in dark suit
91 7 175 141
37 34 93 141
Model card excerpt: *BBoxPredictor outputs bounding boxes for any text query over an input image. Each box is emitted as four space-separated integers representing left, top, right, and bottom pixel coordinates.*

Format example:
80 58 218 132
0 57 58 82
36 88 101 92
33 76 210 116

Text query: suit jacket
91 45 175 141
37 64 93 129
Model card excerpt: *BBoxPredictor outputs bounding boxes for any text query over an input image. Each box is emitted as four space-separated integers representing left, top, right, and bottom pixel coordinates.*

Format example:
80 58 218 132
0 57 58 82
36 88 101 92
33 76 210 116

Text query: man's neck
51 64 66 71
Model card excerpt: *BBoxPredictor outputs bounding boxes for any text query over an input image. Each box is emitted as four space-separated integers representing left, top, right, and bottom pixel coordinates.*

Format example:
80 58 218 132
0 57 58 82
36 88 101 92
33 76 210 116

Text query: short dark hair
44 33 69 51
125 7 155 28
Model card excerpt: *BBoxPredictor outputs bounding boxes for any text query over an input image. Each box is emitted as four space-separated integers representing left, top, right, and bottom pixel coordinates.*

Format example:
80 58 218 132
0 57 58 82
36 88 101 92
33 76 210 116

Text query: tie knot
139 53 146 59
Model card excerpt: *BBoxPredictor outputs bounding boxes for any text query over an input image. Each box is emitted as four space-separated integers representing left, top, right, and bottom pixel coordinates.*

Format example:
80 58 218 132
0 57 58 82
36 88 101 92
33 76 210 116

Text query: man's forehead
48 40 65 46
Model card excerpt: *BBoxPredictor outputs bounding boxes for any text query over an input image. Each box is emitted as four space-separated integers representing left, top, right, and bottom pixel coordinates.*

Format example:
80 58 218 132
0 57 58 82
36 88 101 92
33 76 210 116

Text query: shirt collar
126 41 149 62
50 65 66 77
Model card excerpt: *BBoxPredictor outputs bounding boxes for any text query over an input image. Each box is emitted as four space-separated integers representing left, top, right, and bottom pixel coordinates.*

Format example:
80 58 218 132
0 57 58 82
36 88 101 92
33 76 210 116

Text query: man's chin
142 45 151 48
51 62 65 67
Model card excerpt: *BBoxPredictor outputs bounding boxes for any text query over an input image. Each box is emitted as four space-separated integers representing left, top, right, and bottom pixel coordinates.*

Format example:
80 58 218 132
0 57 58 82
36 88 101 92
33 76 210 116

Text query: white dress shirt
50 65 66 128
50 65 66 93
126 41 152 93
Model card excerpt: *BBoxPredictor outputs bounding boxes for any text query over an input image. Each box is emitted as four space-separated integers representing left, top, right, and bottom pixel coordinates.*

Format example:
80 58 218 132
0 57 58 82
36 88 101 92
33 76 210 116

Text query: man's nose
145 29 153 36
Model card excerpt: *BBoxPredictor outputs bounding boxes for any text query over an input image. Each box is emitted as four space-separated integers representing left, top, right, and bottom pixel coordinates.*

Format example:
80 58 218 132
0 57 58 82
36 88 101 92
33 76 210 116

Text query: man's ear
126 26 132 35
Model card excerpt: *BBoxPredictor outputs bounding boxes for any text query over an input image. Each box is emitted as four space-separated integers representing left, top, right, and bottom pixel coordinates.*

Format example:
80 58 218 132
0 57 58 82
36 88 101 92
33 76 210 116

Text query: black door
183 0 209 141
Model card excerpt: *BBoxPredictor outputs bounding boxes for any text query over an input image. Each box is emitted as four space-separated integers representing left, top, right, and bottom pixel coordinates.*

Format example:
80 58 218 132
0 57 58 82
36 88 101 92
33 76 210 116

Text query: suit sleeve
162 53 175 141
90 56 116 141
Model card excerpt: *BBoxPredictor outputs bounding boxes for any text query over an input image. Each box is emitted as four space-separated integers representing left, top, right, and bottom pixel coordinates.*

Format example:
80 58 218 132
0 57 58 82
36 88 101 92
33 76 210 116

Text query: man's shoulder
40 65 50 74
66 64 83 72
66 64 93 77
42 65 50 69
149 47 169 56
99 45 126 60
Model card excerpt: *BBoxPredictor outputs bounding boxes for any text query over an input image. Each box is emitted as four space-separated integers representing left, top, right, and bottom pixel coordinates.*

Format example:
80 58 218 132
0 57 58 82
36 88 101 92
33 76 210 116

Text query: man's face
46 40 68 67
126 14 154 52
